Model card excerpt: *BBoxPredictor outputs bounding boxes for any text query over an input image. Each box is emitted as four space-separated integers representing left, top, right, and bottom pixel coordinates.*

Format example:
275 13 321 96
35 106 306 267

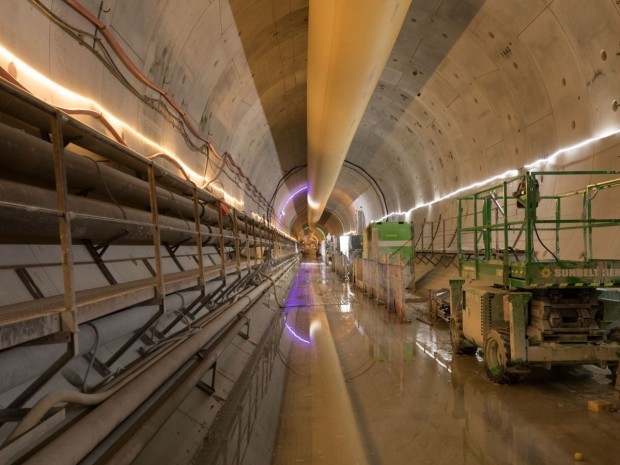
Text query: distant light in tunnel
279 185 308 217
0 44 245 208
307 195 321 210
302 225 325 240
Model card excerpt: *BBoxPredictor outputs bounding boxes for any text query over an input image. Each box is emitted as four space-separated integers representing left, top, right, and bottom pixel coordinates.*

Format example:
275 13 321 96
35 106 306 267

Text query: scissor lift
449 171 620 383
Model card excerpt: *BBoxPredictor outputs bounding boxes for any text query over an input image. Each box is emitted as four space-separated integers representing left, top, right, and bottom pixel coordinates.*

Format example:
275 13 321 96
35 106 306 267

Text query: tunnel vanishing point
0 1 620 464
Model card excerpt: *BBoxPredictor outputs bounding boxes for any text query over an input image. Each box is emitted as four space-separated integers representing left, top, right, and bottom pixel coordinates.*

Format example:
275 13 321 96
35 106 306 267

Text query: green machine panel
365 221 413 264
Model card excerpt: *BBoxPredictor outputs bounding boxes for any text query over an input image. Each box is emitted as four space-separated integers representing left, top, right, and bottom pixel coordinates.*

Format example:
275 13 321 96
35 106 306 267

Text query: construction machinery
363 221 413 264
450 171 620 383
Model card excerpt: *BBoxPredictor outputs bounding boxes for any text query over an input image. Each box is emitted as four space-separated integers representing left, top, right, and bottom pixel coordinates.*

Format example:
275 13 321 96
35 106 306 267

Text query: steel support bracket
83 351 112 377
196 361 217 396
238 320 250 340
164 242 186 272
7 345 75 409
83 238 123 285
15 267 45 300
84 230 129 259
103 301 164 369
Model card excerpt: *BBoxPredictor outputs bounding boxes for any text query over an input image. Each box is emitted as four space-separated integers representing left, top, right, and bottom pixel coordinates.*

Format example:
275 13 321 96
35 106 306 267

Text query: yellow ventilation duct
306 0 412 226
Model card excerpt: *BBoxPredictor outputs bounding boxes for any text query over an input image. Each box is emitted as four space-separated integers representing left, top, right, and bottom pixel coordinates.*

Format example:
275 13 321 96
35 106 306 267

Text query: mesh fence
353 257 407 322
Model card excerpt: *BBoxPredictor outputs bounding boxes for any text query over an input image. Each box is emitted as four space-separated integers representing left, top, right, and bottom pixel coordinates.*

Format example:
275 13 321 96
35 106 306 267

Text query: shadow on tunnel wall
228 0 308 180
347 0 485 215
228 0 309 223
229 0 484 225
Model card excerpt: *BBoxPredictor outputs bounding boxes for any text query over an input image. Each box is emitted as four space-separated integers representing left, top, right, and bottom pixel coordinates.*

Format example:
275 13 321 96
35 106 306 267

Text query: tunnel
0 0 619 464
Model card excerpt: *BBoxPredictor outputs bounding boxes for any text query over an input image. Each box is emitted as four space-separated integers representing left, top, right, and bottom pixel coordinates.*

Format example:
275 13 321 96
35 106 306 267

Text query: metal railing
457 170 620 288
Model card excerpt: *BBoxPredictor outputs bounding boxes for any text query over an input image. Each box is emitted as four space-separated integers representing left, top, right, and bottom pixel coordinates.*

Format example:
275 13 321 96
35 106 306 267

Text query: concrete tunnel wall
1 0 620 242
0 0 620 239
1 2 620 462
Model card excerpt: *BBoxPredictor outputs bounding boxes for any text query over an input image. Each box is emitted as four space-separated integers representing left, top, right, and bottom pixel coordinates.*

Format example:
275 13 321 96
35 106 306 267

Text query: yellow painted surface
274 309 369 465
587 399 612 413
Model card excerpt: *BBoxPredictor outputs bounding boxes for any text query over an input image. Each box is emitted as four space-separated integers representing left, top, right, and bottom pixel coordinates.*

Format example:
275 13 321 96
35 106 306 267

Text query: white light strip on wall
374 128 620 223
0 44 245 208
523 128 620 170
374 168 519 222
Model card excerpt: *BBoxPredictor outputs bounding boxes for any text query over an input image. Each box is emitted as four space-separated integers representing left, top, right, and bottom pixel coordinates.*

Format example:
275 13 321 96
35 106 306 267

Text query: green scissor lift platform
449 171 620 383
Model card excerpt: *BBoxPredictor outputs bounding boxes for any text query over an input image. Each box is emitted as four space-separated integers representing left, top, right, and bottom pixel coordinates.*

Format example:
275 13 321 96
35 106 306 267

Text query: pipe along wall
0 92 301 463
8 257 299 465
0 121 288 246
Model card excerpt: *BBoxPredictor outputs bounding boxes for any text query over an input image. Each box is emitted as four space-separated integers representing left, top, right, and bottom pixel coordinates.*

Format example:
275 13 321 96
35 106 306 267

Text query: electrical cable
202 152 229 190
580 188 599 220
28 0 273 211
29 0 98 39
259 266 296 309
87 157 128 220
6 336 185 443
533 222 559 262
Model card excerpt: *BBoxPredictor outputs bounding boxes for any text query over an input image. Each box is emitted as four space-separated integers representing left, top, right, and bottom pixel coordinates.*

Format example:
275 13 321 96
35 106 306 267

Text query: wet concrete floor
272 261 620 465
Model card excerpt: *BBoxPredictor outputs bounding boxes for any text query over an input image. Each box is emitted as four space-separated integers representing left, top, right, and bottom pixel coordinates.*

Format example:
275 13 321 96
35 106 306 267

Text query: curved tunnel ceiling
2 0 620 239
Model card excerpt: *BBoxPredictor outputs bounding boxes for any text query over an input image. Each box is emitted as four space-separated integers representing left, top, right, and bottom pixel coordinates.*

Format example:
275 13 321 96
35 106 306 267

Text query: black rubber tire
484 329 522 384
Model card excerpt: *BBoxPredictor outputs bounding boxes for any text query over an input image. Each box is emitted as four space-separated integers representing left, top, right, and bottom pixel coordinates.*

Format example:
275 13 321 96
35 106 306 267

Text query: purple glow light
285 322 311 344
279 185 308 218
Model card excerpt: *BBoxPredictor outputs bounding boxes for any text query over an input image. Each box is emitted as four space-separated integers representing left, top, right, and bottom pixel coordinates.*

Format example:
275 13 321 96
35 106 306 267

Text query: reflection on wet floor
273 261 620 465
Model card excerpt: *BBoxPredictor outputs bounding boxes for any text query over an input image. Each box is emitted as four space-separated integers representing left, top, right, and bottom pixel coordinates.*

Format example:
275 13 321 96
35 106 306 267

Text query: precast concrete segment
306 0 412 226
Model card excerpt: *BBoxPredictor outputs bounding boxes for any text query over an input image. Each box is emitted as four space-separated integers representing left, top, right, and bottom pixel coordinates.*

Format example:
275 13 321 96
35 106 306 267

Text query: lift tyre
450 316 476 355
483 329 522 384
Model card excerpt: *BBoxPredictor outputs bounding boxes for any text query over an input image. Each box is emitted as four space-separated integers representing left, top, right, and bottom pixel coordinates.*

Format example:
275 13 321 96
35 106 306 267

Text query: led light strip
374 129 620 223
279 185 308 218
0 44 245 208
523 128 620 169
285 322 311 344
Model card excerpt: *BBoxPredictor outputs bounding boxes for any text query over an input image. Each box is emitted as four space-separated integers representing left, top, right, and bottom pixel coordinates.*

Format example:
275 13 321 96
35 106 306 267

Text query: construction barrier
353 256 408 322
332 251 351 279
